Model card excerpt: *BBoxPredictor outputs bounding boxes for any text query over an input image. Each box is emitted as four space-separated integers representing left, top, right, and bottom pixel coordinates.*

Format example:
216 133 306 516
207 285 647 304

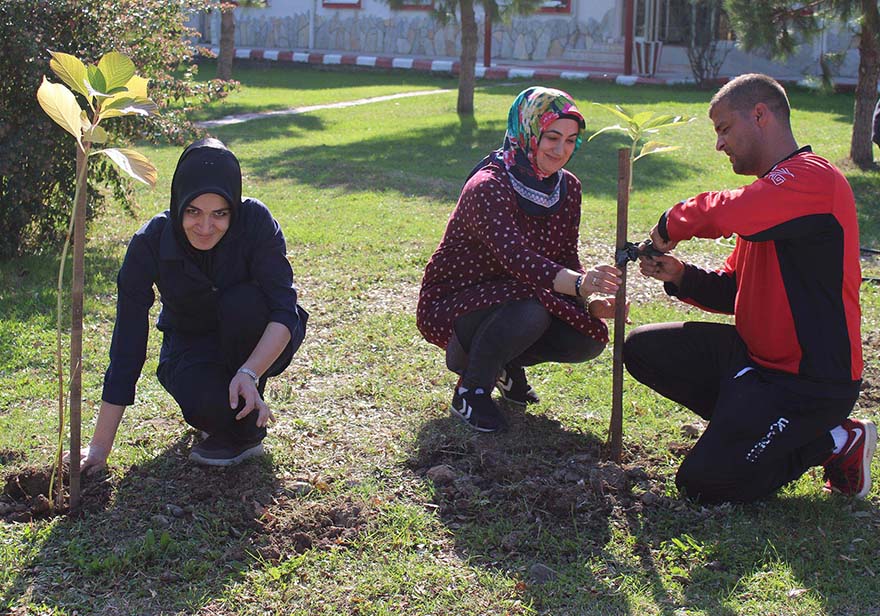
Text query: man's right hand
649 224 678 253
638 253 685 288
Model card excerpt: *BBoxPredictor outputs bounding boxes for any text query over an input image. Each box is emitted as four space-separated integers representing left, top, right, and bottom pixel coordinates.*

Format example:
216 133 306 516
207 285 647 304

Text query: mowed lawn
1 62 879 615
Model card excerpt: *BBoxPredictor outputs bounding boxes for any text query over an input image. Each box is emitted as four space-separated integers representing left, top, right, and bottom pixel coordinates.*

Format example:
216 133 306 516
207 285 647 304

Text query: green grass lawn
2 62 880 615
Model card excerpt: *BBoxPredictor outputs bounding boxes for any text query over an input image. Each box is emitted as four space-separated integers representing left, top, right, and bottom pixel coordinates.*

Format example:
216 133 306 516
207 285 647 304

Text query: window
635 0 733 44
395 0 433 10
322 0 361 8
539 0 570 14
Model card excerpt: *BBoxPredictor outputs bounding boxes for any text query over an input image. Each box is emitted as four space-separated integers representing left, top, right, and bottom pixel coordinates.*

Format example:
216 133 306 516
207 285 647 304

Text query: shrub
0 0 232 257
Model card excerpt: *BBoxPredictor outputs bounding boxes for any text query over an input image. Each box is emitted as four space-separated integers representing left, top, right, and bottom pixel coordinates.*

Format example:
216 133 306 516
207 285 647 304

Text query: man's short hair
710 73 791 127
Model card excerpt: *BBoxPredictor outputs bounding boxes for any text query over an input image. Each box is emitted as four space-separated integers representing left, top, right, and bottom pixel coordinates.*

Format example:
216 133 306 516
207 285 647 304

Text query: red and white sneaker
823 418 877 498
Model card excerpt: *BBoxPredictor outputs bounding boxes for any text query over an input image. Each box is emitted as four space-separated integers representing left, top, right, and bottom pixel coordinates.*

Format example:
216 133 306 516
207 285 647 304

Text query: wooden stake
608 148 630 461
69 146 87 510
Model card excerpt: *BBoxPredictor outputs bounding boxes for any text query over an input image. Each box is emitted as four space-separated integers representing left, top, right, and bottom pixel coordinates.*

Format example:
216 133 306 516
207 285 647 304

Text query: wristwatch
237 367 260 386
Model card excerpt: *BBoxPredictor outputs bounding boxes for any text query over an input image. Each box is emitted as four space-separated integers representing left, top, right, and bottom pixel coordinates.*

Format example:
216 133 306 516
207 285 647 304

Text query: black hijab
169 138 243 278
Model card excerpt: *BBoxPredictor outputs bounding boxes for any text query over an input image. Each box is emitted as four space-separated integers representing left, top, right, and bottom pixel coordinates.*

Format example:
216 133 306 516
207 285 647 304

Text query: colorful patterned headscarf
466 87 585 216
501 86 585 181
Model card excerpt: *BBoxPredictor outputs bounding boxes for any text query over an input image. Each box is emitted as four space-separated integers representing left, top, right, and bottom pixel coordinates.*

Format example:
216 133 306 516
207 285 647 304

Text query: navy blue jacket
102 198 306 405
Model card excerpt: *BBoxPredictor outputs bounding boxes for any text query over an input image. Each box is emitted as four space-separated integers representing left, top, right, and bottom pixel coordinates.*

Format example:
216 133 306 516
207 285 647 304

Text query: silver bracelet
237 367 259 386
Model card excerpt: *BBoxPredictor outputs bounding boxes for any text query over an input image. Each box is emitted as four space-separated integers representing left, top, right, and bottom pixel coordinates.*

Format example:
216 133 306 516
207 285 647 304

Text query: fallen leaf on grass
787 588 808 598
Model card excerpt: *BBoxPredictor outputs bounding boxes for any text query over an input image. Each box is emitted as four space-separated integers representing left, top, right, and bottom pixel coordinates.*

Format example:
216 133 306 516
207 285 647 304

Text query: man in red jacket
625 73 874 503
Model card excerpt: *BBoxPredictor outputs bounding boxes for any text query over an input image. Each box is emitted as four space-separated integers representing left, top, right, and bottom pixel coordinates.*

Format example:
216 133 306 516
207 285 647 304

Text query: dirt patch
0 449 25 465
1 464 112 522
861 331 880 404
251 495 374 562
411 415 678 560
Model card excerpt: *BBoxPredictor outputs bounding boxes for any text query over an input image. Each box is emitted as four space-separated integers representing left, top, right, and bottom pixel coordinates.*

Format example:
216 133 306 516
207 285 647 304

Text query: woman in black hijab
78 138 307 468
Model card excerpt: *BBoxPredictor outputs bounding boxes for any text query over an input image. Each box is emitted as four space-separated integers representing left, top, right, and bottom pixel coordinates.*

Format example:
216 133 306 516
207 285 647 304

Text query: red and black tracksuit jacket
658 146 862 395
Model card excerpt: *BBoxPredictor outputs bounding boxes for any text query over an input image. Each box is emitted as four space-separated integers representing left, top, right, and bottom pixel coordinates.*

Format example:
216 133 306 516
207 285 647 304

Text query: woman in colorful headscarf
417 87 622 432
75 138 308 469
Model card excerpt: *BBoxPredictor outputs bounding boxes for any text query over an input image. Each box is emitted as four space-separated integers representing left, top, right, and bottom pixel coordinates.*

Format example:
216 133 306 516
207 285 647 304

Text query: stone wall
229 10 620 61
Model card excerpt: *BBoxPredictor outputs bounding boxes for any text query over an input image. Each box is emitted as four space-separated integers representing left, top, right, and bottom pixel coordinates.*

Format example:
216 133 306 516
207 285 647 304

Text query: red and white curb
210 46 693 87
211 47 861 91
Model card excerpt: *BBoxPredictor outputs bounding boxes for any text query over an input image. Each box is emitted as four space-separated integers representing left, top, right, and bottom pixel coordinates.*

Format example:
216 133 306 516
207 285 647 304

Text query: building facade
194 0 862 81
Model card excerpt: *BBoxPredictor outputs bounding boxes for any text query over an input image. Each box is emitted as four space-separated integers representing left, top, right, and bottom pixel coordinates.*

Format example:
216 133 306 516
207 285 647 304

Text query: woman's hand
229 372 276 428
581 264 622 296
638 253 685 287
588 297 630 321
62 445 109 475
62 401 124 474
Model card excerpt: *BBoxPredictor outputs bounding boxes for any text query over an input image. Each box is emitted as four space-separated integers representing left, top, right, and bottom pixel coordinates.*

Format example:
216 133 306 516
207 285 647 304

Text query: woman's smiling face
535 117 580 176
182 192 231 250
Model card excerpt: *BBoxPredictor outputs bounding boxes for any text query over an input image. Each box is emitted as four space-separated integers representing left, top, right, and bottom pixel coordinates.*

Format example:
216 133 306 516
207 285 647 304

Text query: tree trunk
69 146 88 511
217 5 236 80
608 149 630 462
850 0 880 168
457 0 477 115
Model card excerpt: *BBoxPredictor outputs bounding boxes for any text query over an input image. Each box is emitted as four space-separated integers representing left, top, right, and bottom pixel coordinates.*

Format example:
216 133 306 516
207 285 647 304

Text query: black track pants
157 282 296 444
624 321 856 503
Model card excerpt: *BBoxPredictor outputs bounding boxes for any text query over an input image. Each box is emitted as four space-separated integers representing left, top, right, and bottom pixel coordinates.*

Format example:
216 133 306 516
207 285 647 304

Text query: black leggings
624 321 855 503
157 282 295 444
446 298 605 390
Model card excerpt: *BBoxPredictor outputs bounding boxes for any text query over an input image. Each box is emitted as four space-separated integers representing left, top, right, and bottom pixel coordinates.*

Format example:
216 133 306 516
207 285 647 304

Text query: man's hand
229 371 275 428
639 253 685 287
649 224 678 253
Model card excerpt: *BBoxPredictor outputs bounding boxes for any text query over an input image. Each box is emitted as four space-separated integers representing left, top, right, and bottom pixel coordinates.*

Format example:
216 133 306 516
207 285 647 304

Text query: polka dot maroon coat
417 161 609 349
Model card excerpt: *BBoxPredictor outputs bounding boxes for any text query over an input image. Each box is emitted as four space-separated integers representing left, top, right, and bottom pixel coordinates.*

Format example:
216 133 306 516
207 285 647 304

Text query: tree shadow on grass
852 173 880 247
412 405 880 614
623 483 880 615
1 434 282 614
411 407 633 614
0 249 122 325
215 114 699 205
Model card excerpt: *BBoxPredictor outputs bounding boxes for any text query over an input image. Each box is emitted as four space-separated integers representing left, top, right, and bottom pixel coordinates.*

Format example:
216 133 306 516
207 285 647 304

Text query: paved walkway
196 88 453 128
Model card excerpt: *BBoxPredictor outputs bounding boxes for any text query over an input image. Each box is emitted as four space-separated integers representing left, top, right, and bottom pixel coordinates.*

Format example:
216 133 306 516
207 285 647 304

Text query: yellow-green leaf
97 52 135 92
86 65 108 98
122 75 150 99
36 76 83 148
100 96 158 118
633 141 680 162
49 51 89 98
592 102 634 124
83 125 108 144
587 124 627 142
94 148 157 186
631 111 655 127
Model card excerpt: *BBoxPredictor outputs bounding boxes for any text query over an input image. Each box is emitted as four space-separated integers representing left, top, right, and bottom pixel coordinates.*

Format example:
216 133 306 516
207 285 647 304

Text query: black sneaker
189 435 265 467
451 387 506 432
496 365 540 406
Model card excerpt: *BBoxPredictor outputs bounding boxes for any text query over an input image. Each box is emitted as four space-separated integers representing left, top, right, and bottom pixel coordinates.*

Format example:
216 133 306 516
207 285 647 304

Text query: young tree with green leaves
589 105 692 460
725 0 880 169
384 0 544 114
37 51 158 511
